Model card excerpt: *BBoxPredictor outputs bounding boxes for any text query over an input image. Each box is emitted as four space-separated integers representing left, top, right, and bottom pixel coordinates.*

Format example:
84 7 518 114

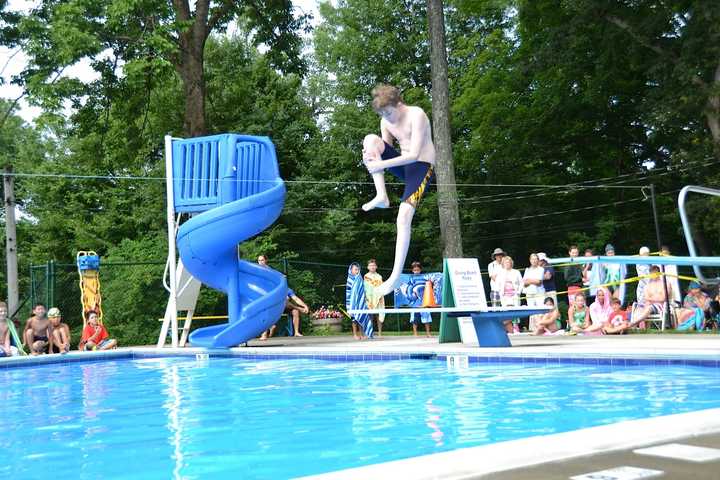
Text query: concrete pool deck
3 333 719 478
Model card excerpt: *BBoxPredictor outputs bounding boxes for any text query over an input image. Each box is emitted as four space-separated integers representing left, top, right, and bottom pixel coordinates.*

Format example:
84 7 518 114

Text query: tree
427 0 462 258
2 0 308 136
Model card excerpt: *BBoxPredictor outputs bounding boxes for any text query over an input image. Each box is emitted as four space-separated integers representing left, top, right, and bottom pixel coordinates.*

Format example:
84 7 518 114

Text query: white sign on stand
445 258 487 345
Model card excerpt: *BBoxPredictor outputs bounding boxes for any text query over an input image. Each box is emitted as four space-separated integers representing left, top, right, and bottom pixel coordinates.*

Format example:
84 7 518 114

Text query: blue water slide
171 134 287 348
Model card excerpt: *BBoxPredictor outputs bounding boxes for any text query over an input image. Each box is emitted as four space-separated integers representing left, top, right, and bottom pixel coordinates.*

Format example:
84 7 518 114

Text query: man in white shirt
487 248 506 307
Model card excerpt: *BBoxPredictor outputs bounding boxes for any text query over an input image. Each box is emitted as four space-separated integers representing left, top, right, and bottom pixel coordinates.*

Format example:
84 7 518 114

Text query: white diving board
548 255 720 267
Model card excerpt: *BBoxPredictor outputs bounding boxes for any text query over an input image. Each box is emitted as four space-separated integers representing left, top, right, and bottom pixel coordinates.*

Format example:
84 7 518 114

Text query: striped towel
346 262 373 338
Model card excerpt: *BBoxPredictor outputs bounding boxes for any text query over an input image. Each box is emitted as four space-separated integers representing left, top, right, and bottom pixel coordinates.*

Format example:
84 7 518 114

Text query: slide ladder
164 134 287 348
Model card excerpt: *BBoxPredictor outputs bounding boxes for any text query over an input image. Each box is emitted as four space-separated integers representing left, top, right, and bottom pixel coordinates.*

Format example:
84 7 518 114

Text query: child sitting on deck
567 292 589 334
79 311 117 351
603 298 629 334
0 301 19 356
48 307 71 353
532 297 560 335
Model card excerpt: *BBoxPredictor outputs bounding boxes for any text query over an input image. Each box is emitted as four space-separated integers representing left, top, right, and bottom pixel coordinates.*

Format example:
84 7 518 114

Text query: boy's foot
294 333 303 337
362 196 389 211
353 335 361 340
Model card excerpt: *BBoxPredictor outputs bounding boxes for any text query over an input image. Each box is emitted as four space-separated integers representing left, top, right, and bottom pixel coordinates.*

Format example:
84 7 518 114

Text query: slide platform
172 134 287 348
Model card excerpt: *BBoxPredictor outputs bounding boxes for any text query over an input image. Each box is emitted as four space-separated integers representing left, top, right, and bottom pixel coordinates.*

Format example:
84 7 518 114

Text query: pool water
1 357 719 479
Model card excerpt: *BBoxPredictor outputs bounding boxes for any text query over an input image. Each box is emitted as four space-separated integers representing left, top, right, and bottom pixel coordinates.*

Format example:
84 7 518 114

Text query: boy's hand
365 160 385 173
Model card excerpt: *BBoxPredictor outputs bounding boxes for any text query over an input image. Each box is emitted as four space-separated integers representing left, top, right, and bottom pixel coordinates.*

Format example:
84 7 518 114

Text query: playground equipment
158 134 287 348
76 251 103 326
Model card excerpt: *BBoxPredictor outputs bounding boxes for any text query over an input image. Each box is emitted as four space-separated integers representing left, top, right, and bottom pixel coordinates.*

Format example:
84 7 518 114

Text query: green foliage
1 0 719 345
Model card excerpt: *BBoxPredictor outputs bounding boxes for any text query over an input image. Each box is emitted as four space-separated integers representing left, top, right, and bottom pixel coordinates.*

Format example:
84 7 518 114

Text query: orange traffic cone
422 280 439 308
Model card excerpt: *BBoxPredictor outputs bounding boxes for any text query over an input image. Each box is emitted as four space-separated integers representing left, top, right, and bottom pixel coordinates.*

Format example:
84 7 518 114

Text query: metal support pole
650 184 671 330
3 166 19 318
164 135 179 348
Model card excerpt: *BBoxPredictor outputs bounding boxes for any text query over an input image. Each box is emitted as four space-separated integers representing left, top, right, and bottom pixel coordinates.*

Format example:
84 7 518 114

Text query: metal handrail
678 185 720 285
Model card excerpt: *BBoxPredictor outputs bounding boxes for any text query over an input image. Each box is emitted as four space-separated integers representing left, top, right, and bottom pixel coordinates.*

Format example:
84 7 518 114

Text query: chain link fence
26 258 426 346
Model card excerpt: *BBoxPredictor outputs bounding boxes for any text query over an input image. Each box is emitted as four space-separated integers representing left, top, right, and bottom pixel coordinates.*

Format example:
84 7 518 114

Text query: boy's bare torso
382 106 436 165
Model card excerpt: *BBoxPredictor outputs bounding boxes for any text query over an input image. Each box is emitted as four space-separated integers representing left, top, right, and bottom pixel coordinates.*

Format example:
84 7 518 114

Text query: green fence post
29 265 36 313
282 258 288 275
49 260 56 309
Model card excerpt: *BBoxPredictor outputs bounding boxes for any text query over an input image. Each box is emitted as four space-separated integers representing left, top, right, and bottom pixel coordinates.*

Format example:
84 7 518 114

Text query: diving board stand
349 258 549 347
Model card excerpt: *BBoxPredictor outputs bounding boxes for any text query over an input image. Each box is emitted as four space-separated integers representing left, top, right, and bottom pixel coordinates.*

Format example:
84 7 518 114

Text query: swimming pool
2 355 719 479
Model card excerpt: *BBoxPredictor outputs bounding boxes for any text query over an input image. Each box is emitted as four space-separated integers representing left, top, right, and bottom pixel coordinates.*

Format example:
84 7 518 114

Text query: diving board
352 258 549 348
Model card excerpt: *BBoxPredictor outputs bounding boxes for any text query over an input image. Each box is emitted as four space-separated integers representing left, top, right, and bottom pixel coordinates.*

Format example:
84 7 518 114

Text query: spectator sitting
584 287 611 335
261 288 310 339
603 298 629 334
674 281 709 331
532 297 560 335
567 291 589 334
0 301 19 356
48 307 71 354
23 303 50 355
79 311 117 351
630 265 673 328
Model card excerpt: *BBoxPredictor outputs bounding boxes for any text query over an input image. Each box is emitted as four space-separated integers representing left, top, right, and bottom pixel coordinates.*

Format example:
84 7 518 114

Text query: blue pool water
1 357 719 479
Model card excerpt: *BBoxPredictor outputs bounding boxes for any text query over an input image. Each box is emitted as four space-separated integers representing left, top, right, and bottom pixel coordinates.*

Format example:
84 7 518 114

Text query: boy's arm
380 121 395 146
22 318 33 345
290 295 310 314
368 112 429 171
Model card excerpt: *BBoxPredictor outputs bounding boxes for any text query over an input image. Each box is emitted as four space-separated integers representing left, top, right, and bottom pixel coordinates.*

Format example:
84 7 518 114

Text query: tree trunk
3 166 19 318
177 46 207 137
172 0 210 137
706 62 720 155
427 0 463 258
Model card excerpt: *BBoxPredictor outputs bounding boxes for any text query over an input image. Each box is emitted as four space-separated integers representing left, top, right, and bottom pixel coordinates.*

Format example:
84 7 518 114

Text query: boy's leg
424 323 431 337
23 329 33 347
292 309 302 336
99 339 117 350
51 329 63 353
362 135 390 211
377 202 415 296
376 315 383 336
351 321 360 340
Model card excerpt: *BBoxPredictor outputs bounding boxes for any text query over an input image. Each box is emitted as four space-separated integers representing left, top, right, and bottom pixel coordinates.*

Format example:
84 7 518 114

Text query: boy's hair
584 248 593 254
371 85 403 112
85 310 98 320
544 297 555 305
33 302 46 309
0 301 7 309
610 298 622 306
411 261 421 268
367 258 377 265
574 291 585 298
569 245 578 251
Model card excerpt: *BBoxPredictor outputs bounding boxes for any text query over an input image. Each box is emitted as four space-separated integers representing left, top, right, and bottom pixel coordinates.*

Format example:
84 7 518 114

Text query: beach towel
363 271 385 323
346 263 373 338
592 263 626 302
589 287 612 326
